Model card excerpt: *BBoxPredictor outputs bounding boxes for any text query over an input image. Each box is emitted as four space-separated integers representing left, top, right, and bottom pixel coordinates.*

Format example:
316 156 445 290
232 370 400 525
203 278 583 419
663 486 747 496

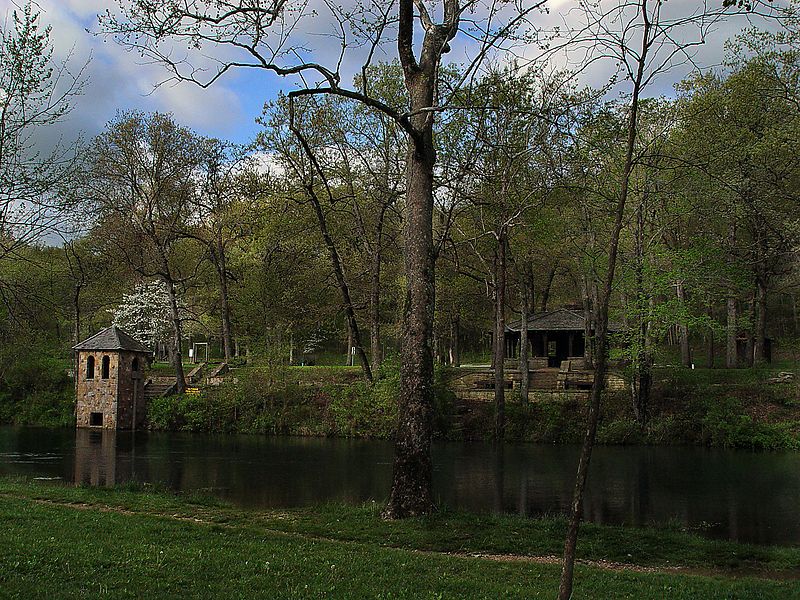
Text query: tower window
90 412 103 427
101 355 110 379
86 356 95 380
132 357 139 372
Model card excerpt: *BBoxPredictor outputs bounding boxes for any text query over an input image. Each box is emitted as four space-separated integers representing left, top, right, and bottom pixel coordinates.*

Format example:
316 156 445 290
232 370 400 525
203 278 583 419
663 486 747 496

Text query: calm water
1 426 799 545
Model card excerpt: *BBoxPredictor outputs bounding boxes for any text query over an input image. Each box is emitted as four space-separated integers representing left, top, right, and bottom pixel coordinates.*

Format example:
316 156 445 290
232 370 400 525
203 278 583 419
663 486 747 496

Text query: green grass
0 479 798 599
148 362 196 376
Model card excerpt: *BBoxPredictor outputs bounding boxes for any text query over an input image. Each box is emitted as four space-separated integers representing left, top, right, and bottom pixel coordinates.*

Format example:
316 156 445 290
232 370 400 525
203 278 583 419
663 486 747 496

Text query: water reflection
1 426 799 545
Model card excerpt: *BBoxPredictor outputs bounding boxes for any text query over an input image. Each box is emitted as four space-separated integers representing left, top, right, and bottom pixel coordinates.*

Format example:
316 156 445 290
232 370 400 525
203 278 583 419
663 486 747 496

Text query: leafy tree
84 112 204 392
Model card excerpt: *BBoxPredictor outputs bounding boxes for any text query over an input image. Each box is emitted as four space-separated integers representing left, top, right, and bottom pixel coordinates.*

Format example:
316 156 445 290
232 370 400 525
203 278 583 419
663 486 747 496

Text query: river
1 426 798 545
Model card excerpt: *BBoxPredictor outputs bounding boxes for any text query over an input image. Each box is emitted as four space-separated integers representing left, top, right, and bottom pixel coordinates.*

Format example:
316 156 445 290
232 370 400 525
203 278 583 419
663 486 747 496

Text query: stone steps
144 378 176 400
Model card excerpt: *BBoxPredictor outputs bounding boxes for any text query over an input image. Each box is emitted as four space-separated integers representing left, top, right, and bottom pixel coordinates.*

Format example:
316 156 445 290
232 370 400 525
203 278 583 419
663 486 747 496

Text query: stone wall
76 350 147 430
76 351 120 429
116 351 146 429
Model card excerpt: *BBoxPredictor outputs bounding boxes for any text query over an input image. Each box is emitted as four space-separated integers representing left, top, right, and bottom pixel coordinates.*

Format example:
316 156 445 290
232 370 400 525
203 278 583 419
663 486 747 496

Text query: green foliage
0 344 73 427
700 397 800 451
596 419 646 445
144 359 464 440
327 379 397 438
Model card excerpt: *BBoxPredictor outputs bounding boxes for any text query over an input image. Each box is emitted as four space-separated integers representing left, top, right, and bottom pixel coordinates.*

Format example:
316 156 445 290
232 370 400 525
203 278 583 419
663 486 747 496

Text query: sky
0 0 787 150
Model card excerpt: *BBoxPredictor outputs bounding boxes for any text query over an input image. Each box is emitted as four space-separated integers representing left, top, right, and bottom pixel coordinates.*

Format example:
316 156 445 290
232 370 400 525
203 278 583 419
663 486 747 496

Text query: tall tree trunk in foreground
493 230 507 440
558 17 648 597
384 0 458 519
385 104 436 518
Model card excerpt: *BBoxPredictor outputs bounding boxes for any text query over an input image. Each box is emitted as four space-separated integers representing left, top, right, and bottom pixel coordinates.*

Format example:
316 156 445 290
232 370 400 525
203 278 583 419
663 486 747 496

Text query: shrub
0 349 74 427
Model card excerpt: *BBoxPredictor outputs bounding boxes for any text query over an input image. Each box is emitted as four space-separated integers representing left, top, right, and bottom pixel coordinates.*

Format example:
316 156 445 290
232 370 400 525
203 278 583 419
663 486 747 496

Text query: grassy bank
1 479 798 599
144 362 800 449
3 356 799 450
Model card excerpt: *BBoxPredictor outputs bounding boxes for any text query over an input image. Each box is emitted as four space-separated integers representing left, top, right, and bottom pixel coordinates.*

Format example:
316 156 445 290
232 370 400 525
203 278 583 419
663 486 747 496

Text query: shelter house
73 326 151 430
504 308 615 367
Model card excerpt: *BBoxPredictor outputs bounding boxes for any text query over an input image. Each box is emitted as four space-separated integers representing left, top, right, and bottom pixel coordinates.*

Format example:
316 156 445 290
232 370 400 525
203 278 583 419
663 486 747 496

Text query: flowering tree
112 281 177 357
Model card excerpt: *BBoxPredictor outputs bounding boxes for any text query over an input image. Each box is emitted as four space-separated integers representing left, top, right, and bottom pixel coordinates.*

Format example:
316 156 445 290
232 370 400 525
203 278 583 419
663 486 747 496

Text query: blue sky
1 0 787 149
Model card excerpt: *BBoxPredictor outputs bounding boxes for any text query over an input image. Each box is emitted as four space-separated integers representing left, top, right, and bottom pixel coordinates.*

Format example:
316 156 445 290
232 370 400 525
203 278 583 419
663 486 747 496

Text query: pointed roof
506 308 622 333
73 326 150 353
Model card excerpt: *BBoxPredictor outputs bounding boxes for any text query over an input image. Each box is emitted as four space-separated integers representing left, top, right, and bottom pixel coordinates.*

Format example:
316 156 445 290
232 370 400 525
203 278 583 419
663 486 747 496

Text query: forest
1 1 800 597
2 6 798 415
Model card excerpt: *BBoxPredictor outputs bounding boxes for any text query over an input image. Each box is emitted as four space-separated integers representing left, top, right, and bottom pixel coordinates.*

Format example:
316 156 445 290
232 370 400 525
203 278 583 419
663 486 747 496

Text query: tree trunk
72 285 81 346
726 296 737 368
493 230 507 441
346 326 354 367
754 278 767 365
745 288 756 367
216 237 234 361
289 121 373 382
676 280 691 367
519 282 529 405
580 274 593 368
449 316 460 367
559 23 648 597
706 305 715 369
369 224 383 374
539 266 557 312
631 202 650 424
384 67 436 519
163 277 186 394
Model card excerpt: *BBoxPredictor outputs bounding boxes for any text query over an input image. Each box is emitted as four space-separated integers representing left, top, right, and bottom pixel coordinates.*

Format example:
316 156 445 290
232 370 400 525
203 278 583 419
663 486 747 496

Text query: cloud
1 0 788 154
0 0 251 147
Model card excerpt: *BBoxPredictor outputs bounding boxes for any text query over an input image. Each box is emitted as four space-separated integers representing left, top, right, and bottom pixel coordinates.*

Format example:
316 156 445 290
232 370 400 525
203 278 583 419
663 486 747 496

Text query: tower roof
72 326 150 353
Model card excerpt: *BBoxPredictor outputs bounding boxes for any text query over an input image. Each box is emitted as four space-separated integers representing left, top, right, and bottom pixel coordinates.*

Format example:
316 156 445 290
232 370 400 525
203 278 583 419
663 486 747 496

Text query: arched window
86 356 95 380
101 355 110 379
132 357 139 372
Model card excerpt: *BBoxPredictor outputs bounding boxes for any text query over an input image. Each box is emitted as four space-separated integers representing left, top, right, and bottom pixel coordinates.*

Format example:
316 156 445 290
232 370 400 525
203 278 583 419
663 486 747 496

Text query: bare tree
552 1 783 597
0 3 86 263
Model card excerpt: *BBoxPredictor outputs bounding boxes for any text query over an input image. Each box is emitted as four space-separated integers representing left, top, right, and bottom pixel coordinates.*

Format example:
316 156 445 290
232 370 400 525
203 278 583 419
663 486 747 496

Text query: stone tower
73 326 151 429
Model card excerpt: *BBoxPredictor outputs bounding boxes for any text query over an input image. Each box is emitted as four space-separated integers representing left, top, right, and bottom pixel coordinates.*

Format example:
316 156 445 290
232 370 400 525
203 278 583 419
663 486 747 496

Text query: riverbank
1 478 798 598
3 361 800 449
146 363 800 449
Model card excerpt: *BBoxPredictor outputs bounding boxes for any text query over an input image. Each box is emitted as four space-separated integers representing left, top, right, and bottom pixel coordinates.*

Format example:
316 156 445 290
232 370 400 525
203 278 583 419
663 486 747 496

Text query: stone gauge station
73 326 150 430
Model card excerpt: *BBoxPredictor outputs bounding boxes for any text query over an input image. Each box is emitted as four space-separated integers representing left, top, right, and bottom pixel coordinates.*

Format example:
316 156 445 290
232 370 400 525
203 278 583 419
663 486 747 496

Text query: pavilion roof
506 308 622 333
72 326 150 353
